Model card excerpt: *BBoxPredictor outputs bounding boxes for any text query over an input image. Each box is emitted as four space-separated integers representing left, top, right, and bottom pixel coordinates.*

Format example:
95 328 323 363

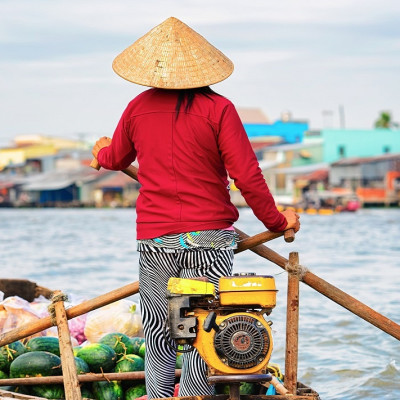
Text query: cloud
0 0 399 144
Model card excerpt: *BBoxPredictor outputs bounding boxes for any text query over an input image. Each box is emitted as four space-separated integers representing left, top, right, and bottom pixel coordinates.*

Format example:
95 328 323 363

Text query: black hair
175 86 221 118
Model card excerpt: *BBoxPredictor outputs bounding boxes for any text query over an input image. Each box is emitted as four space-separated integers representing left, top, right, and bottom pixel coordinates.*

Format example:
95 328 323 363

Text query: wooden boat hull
0 279 53 302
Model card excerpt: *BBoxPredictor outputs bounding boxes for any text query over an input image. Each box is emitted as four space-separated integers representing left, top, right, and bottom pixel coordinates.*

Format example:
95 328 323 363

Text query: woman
92 17 300 399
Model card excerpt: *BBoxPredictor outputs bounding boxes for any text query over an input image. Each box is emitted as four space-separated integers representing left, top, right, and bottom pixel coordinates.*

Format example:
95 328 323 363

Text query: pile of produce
0 333 177 400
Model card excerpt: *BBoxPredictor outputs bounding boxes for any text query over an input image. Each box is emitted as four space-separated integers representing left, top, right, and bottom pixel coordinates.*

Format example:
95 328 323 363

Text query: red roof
294 169 329 182
251 142 276 151
96 172 137 188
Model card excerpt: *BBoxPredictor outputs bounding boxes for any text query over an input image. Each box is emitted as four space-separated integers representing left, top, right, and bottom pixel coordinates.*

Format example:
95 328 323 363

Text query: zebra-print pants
139 249 234 400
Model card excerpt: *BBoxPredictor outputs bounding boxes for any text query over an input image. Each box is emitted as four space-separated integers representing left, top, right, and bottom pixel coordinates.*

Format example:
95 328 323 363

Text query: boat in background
278 190 361 215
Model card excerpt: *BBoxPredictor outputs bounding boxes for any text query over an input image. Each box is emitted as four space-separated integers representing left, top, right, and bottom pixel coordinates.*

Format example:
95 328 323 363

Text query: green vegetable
0 341 26 372
74 356 90 374
0 370 8 379
26 337 60 357
100 332 134 356
130 337 145 355
76 343 117 373
175 354 183 369
31 384 65 399
114 354 144 373
92 380 124 400
125 383 147 400
10 351 62 378
138 342 146 359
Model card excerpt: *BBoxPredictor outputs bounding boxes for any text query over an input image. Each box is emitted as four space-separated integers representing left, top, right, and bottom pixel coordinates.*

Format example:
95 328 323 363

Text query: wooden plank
52 290 82 400
0 370 181 386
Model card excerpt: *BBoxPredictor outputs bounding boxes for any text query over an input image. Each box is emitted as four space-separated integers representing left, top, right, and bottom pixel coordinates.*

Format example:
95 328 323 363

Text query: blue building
321 129 400 164
244 120 309 144
237 108 309 144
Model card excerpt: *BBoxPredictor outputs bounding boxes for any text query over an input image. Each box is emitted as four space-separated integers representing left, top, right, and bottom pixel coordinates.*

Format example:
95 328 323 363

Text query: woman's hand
92 136 112 158
281 209 301 233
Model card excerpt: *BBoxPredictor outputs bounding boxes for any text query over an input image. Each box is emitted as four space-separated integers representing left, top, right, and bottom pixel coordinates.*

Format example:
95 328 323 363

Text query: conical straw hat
112 17 234 89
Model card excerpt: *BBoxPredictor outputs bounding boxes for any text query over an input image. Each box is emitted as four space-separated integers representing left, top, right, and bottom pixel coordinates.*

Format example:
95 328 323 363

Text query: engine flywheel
214 314 270 369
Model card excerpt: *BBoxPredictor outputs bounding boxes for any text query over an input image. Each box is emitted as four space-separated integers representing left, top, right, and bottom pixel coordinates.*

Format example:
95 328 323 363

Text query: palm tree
374 111 392 128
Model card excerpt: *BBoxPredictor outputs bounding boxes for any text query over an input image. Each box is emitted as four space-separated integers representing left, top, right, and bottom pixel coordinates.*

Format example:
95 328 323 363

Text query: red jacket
98 89 287 239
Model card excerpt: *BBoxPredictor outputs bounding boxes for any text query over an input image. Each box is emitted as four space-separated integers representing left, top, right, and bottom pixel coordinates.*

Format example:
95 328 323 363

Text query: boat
0 233 322 400
278 190 361 215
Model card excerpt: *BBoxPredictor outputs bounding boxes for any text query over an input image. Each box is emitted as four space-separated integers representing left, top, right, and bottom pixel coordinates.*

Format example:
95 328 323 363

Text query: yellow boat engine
166 272 279 390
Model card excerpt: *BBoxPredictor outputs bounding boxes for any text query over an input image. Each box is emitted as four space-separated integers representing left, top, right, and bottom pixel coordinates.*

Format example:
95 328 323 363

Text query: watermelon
73 346 82 357
114 354 144 373
219 382 257 395
31 384 65 399
74 356 90 374
138 342 145 359
0 341 26 372
0 370 8 379
80 384 94 399
10 351 62 378
130 337 145 355
100 332 134 356
26 337 60 356
175 354 183 369
93 380 124 400
125 383 147 400
76 343 117 373
0 352 10 373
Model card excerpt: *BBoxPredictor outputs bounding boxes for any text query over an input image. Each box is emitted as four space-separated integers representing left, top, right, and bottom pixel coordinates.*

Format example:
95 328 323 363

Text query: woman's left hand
92 136 112 158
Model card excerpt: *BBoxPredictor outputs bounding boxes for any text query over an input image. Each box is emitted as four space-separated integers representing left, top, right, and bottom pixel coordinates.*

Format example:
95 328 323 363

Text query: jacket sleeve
97 107 137 171
217 103 287 232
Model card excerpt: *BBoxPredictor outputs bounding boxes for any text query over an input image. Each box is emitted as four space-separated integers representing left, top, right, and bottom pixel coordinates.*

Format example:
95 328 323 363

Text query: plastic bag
0 296 43 339
84 299 143 343
30 294 88 344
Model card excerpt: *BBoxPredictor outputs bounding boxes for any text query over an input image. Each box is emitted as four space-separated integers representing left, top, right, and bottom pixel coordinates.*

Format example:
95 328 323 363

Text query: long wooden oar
235 228 400 341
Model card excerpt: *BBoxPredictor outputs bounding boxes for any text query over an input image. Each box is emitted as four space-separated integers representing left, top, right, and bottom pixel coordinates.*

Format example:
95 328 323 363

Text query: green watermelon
80 384 94 399
175 354 183 369
114 354 144 373
92 380 124 400
76 343 117 373
130 337 145 355
0 370 8 379
0 341 26 372
125 383 147 400
10 351 62 378
219 382 257 395
26 337 60 356
73 346 82 357
74 356 90 374
31 384 65 399
100 332 134 356
138 342 145 359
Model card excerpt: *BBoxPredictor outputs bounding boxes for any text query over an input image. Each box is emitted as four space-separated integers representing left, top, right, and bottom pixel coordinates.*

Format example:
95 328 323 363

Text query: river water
1 207 399 399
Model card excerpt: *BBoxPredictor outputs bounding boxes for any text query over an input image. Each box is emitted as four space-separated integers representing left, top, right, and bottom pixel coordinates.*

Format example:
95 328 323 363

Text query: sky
1 0 399 146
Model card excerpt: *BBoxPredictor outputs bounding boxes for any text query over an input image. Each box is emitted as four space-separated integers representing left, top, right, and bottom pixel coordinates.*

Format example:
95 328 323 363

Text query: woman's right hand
281 209 301 233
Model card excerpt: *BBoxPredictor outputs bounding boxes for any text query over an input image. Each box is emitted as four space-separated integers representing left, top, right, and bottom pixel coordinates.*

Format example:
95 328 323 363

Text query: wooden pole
234 228 400 342
285 252 300 394
0 370 181 386
0 281 140 347
52 291 82 400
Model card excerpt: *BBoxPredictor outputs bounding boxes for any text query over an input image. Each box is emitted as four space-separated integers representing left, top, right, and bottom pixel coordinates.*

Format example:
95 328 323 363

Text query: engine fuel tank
219 273 277 309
